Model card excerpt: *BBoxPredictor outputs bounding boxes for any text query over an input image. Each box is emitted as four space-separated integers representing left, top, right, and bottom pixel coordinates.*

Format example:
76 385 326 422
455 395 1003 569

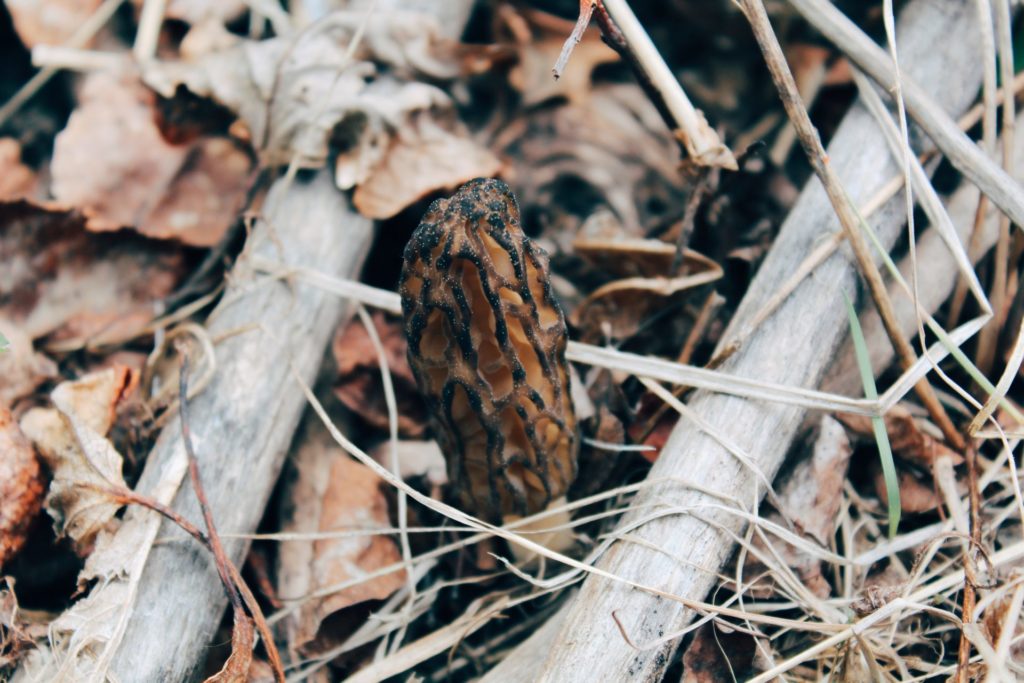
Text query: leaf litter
0 0 1021 681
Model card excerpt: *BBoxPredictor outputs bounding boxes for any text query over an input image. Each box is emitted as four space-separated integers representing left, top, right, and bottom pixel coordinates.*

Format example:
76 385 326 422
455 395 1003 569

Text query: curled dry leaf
0 577 37 671
873 466 942 514
400 179 577 520
500 6 620 106
352 112 501 219
0 326 57 406
680 623 759 683
51 72 252 246
333 311 427 438
29 517 159 681
19 367 134 549
982 569 1024 659
0 199 184 347
5 0 103 48
0 409 44 568
570 235 722 342
0 139 37 201
144 12 467 169
204 611 255 683
278 428 406 652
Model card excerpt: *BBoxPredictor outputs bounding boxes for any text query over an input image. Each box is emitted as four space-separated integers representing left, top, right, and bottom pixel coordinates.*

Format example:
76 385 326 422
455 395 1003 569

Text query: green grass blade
847 186 1024 426
843 290 900 537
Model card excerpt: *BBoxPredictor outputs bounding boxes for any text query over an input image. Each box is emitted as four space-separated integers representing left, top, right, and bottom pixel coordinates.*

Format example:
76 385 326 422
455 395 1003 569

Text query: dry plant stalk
399 179 577 522
561 0 738 171
739 0 963 450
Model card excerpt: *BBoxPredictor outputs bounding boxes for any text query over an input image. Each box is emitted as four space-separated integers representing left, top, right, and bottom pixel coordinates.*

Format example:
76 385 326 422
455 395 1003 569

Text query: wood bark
109 170 373 682
104 4 473 680
506 2 986 681
823 115 1024 396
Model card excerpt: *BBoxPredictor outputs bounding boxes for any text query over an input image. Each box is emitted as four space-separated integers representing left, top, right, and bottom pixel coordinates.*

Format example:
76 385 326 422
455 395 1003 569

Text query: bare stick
975 0 1017 376
595 0 737 170
133 0 167 62
104 170 373 682
101 1 474 676
824 114 1024 398
501 2 983 679
178 348 285 681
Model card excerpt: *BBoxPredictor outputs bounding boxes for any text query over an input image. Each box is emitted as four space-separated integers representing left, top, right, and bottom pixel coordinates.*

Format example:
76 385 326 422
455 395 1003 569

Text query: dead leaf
28 517 156 680
204 610 254 683
52 72 190 231
278 425 406 651
333 312 427 438
19 367 134 549
573 234 718 279
851 564 905 616
741 416 852 599
0 577 36 670
494 84 687 242
0 326 58 406
0 199 185 346
874 466 942 514
159 0 248 25
0 409 44 568
0 139 37 201
143 12 465 168
570 237 722 342
5 0 103 48
352 113 502 219
140 137 252 245
982 569 1024 659
681 623 758 683
500 6 620 106
52 72 251 246
776 416 852 545
839 405 963 467
571 406 626 498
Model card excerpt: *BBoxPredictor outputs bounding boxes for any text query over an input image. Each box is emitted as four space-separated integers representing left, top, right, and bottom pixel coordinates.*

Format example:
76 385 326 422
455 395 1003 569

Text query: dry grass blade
789 0 1024 229
177 347 285 682
739 0 962 449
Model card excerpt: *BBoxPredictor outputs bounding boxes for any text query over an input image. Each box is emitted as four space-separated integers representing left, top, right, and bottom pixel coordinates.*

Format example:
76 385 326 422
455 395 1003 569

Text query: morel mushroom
399 178 578 528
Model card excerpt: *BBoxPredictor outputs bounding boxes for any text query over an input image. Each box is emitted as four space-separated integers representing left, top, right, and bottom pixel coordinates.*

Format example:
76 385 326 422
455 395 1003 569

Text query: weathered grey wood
788 0 1024 230
104 4 476 680
526 2 983 681
107 170 372 682
824 112 1024 396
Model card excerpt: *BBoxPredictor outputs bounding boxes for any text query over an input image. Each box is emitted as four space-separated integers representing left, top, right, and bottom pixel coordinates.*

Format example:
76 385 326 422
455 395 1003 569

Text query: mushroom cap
399 178 577 520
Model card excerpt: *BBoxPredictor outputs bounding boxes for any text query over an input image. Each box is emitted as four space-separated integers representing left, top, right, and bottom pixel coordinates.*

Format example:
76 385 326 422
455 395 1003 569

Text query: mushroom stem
503 496 575 564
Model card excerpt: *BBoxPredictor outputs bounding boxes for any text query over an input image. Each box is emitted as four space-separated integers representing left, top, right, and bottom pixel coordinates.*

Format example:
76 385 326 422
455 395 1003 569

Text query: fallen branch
96 170 373 682
487 1 986 679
